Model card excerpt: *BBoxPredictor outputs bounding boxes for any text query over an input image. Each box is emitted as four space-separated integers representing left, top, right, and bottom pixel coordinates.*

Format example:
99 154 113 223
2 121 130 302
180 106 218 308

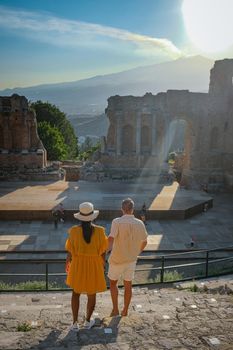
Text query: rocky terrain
0 277 232 349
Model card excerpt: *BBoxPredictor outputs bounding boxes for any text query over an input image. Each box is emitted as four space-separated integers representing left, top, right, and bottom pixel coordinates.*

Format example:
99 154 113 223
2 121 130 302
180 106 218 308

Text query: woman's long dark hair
81 221 94 244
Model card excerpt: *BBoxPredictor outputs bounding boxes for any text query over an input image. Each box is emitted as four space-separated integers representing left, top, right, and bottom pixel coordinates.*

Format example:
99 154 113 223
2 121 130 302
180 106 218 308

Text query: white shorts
108 261 137 281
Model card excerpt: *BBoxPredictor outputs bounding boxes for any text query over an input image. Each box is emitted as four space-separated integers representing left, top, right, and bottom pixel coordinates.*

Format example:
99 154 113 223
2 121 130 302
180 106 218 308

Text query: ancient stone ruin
101 59 233 191
1 60 233 190
0 94 48 179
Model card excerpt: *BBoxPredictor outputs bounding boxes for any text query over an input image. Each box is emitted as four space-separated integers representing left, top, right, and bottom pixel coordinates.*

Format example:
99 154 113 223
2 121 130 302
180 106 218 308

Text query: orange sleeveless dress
65 225 108 294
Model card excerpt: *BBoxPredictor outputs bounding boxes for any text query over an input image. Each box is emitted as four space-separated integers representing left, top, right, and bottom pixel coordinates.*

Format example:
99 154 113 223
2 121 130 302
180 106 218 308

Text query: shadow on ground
28 316 121 349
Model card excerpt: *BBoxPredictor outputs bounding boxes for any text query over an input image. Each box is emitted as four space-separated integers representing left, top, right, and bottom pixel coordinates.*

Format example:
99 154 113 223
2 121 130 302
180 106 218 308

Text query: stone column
136 112 141 155
151 113 156 156
21 117 30 150
100 136 106 154
3 116 12 149
116 113 121 156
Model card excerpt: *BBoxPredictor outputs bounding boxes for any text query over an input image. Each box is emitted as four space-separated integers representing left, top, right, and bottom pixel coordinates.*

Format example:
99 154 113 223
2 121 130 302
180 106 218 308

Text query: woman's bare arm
140 239 148 253
66 252 72 263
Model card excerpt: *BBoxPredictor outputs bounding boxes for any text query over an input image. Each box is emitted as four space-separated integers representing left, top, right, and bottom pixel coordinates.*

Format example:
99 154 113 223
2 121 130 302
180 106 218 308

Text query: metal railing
0 246 232 292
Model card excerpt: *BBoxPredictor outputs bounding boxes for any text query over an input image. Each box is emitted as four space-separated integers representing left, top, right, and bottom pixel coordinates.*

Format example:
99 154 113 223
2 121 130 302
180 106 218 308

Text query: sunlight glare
182 0 233 53
149 182 179 210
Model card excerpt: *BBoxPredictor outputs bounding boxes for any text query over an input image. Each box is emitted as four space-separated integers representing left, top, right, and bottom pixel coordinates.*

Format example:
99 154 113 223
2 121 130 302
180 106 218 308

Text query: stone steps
0 281 232 349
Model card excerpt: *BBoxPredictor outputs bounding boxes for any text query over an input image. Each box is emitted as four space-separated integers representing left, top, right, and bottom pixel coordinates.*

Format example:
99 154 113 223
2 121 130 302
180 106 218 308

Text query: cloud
0 6 183 58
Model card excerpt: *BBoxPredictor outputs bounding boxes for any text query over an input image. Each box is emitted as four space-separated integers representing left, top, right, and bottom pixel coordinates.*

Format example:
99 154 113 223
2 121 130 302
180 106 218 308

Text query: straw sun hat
74 202 99 222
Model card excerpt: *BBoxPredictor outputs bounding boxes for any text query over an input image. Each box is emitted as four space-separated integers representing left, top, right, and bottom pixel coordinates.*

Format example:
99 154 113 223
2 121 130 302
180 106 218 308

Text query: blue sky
0 0 233 89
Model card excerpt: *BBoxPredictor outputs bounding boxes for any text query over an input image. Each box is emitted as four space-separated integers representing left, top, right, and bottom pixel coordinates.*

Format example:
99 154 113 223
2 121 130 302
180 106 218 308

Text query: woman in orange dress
65 202 108 331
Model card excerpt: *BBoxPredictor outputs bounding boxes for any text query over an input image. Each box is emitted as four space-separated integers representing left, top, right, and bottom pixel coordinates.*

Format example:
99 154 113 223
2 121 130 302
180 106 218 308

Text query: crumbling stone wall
102 59 233 190
0 94 47 169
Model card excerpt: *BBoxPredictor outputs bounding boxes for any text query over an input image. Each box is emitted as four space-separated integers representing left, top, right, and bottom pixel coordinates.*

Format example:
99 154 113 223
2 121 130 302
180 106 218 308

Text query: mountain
68 113 109 139
0 55 214 116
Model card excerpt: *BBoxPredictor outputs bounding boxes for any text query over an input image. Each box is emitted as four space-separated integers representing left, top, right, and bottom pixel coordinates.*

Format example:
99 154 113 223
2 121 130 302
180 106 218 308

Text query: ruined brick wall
0 94 47 168
207 59 233 176
102 59 233 189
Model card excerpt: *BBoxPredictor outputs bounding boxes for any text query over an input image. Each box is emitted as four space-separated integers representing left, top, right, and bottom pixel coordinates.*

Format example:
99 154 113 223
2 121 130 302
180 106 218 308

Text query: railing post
45 263 48 291
205 251 209 278
160 256 165 283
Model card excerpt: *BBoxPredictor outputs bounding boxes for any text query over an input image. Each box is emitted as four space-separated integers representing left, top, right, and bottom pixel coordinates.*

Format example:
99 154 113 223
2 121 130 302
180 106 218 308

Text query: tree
31 101 78 159
79 137 101 160
38 121 68 160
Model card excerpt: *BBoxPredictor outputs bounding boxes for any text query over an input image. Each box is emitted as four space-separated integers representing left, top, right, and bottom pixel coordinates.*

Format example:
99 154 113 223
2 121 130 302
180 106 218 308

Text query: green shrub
17 322 32 332
188 283 199 292
0 280 61 291
150 270 183 283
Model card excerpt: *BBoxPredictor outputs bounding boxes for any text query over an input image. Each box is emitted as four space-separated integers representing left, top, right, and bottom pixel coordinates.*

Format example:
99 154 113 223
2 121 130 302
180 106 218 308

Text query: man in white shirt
108 198 148 316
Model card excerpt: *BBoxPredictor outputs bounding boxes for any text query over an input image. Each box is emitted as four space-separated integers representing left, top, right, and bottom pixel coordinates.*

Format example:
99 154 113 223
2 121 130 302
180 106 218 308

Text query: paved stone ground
0 193 232 254
0 277 232 350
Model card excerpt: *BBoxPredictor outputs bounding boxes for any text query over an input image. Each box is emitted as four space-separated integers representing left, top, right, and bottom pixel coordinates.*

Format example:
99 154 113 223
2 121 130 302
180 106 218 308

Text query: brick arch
165 115 196 174
166 119 186 153
141 125 151 153
122 124 135 153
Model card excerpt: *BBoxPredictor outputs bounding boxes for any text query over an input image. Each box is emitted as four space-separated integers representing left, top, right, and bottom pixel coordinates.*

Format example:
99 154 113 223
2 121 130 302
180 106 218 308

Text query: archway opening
141 125 151 153
164 119 188 183
122 124 135 154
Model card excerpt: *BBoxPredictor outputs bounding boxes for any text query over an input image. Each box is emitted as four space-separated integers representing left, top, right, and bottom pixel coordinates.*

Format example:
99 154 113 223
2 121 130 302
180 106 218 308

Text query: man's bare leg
109 279 119 316
121 280 132 316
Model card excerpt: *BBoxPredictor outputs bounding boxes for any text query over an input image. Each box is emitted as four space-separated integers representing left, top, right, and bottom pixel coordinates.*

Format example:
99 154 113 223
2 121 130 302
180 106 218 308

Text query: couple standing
65 198 148 331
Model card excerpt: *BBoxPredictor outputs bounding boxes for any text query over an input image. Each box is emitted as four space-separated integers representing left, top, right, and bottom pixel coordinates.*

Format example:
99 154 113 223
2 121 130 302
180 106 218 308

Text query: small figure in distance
58 203 65 222
190 236 195 248
202 183 208 193
52 203 65 229
52 207 59 229
140 202 147 225
203 203 208 212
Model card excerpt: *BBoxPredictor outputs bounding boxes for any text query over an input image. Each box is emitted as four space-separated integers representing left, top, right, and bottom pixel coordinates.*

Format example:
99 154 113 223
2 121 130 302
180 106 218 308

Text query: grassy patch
0 280 64 291
148 270 183 283
17 322 32 332
187 283 199 292
208 265 233 276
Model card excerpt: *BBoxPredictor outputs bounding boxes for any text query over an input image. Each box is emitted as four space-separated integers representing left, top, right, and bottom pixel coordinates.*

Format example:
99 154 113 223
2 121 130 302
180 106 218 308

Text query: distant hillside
0 55 214 115
68 113 109 138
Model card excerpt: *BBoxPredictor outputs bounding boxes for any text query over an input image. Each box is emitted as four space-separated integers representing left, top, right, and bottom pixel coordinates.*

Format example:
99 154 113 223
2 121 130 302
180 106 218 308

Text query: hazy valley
0 55 214 139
